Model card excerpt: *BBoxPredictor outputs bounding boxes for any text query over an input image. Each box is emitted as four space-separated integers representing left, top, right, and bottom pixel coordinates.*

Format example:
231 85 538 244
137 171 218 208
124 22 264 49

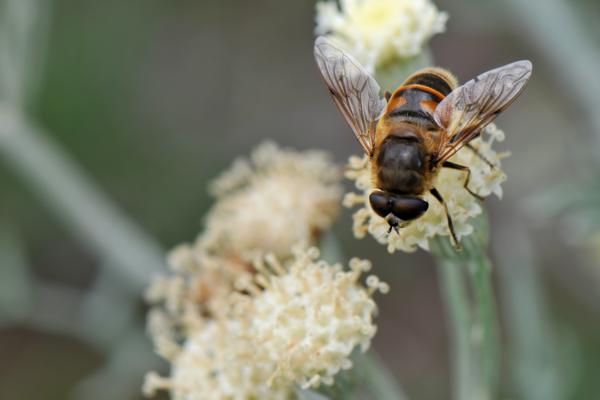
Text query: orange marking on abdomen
420 100 439 114
386 95 407 111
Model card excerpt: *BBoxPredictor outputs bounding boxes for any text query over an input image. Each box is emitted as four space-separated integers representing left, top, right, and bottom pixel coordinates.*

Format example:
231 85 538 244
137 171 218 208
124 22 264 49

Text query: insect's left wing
433 60 532 163
314 36 386 157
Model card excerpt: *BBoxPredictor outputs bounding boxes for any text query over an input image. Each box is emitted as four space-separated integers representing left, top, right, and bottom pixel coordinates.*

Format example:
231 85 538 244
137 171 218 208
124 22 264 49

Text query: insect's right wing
432 60 532 163
314 36 386 157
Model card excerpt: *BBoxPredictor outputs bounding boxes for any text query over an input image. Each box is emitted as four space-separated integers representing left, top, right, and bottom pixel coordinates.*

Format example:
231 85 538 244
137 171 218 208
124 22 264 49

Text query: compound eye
391 197 429 221
369 191 392 218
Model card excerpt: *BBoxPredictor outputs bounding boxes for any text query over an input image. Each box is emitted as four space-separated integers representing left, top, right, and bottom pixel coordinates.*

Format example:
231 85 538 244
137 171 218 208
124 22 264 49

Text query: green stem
0 1 164 291
464 237 500 398
295 389 330 400
496 225 569 400
432 215 500 400
375 49 433 91
357 351 410 400
0 110 165 290
435 238 476 400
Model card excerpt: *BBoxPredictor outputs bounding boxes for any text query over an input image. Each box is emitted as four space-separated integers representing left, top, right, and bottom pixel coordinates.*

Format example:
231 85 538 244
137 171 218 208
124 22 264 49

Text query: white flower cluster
143 143 386 399
344 124 509 253
144 247 385 399
202 141 343 260
315 0 448 73
144 318 292 400
243 247 388 389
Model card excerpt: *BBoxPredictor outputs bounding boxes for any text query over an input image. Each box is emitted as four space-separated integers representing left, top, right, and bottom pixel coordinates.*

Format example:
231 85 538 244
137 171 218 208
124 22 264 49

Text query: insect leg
430 188 462 251
466 143 495 169
442 161 484 201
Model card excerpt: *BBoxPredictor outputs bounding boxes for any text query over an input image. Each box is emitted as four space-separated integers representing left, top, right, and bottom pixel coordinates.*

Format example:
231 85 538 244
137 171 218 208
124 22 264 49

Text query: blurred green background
1 0 600 399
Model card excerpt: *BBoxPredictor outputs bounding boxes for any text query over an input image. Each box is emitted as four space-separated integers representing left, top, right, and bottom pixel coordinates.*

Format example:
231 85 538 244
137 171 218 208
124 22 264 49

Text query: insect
314 36 532 249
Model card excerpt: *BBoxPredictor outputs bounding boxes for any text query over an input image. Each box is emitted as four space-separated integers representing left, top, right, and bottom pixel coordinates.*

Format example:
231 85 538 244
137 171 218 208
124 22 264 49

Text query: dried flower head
315 0 447 73
146 243 251 325
344 124 509 253
239 246 388 389
143 318 293 400
202 142 342 260
144 246 290 399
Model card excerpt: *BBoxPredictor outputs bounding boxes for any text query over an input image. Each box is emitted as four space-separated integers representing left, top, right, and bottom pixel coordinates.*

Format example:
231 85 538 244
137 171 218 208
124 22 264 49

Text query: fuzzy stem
357 351 410 400
496 224 568 400
432 215 499 400
295 389 330 400
0 0 165 290
0 110 165 290
375 49 433 91
464 236 500 398
434 238 477 400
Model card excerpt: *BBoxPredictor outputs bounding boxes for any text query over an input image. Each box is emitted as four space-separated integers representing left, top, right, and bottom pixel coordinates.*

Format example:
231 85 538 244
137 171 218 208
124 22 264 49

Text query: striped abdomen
385 68 458 129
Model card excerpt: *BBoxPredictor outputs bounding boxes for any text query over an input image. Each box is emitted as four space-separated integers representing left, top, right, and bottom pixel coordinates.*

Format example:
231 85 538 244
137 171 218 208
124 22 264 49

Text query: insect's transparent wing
433 60 532 163
314 36 386 156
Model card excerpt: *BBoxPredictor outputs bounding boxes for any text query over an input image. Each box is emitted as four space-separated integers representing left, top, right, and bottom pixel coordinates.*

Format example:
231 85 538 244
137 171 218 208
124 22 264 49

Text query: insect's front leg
430 188 461 251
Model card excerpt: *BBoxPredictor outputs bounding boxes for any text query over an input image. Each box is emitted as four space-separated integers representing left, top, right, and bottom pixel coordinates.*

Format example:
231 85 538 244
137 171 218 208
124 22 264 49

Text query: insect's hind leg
430 187 462 251
442 161 484 201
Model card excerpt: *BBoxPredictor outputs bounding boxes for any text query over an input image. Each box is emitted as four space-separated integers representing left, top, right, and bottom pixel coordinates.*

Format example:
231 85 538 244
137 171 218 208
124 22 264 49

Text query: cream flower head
202 142 342 260
144 248 291 399
146 242 252 324
240 246 388 389
143 319 293 400
344 124 509 253
315 0 447 73
144 246 386 398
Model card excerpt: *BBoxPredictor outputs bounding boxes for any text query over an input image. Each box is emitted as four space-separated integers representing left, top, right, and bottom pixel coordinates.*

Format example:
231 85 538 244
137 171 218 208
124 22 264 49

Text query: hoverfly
314 36 532 249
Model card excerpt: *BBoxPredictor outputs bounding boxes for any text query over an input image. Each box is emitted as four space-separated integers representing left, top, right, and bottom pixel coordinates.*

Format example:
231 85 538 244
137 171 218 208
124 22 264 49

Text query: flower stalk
436 248 473 400
0 114 166 290
432 214 499 400
0 0 165 291
355 351 410 400
307 350 410 400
